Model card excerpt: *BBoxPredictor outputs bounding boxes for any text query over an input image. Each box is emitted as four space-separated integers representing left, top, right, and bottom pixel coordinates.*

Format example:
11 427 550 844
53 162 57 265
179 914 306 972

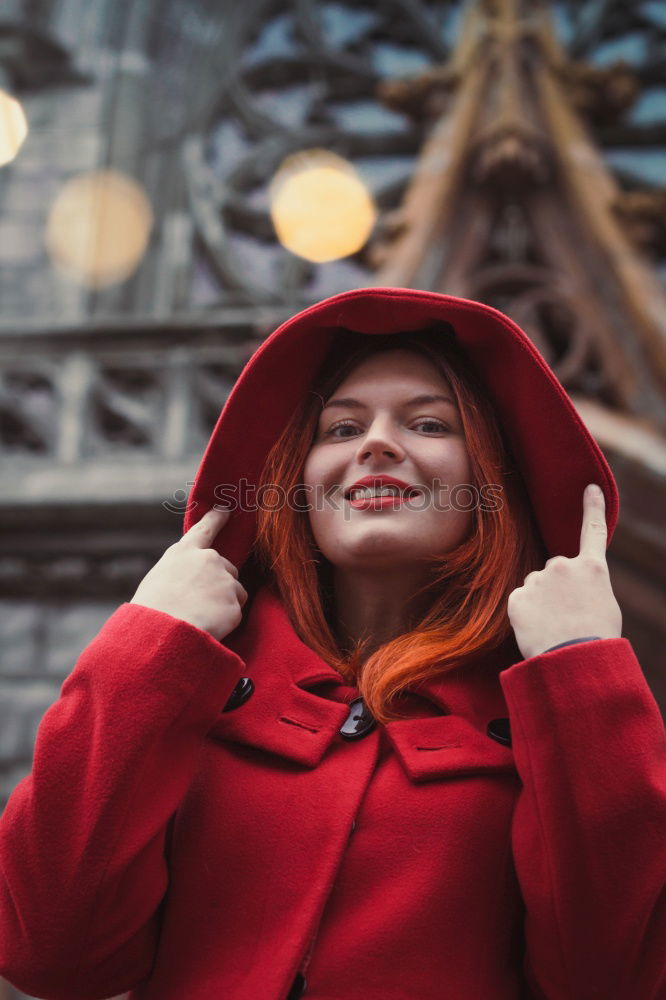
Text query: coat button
286 971 307 998
339 697 376 740
221 677 254 712
350 818 357 834
487 717 511 747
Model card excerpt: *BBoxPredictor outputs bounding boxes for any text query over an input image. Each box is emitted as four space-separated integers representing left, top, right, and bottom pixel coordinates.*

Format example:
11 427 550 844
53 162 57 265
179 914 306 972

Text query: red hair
252 326 547 724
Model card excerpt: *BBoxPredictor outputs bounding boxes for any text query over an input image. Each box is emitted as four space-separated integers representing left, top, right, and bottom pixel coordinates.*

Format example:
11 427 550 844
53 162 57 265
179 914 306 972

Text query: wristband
543 636 602 653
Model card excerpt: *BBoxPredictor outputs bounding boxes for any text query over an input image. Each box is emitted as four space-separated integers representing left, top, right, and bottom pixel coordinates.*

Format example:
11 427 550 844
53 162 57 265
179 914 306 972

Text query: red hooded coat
0 288 664 1000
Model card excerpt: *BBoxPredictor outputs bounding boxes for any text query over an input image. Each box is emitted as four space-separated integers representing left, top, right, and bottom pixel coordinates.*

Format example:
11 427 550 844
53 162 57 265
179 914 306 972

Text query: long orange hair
252 326 547 723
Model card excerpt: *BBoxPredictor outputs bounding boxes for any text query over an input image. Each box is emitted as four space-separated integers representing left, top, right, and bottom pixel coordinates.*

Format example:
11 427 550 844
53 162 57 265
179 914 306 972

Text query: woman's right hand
129 507 248 641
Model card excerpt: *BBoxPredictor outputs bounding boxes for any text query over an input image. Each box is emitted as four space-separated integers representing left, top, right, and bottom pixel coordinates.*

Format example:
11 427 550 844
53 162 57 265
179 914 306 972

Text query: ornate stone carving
0 327 250 464
558 60 641 126
0 369 56 455
612 189 666 258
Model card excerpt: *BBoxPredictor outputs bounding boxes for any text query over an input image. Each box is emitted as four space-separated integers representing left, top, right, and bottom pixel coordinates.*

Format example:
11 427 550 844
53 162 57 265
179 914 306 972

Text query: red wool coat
0 288 664 1000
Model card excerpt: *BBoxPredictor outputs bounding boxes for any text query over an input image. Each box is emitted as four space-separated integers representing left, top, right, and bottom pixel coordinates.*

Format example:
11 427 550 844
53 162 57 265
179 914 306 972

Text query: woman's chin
321 535 429 570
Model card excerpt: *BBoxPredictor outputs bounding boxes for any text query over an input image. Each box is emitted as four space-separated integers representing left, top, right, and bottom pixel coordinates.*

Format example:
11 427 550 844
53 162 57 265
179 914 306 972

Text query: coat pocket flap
385 714 517 784
207 681 350 768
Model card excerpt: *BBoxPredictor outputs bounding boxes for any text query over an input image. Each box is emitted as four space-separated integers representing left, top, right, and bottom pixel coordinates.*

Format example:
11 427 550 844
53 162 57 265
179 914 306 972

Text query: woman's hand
507 484 622 660
130 507 248 641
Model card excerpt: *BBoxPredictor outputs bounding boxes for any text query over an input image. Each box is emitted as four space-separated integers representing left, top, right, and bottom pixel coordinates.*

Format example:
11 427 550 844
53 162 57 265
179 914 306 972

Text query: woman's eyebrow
322 393 455 411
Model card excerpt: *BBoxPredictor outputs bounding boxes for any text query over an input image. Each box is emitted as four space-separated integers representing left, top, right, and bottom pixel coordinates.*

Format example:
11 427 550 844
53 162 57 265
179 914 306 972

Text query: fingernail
587 484 602 497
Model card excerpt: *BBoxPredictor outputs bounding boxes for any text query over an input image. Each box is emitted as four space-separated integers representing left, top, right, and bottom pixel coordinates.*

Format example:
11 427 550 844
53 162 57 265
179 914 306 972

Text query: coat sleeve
499 638 666 1000
0 602 245 1000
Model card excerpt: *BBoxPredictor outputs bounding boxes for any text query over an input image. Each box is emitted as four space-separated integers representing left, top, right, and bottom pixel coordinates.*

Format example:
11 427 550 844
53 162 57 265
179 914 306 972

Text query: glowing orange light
269 149 376 263
45 169 153 288
0 90 29 167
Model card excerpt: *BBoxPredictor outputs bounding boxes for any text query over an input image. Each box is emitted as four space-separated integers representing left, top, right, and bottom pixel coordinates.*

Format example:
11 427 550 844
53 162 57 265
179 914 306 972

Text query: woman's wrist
542 636 602 653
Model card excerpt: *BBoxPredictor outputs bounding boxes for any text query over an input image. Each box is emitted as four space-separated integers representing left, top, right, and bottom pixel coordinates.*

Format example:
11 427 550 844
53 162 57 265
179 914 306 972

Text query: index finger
180 506 232 549
579 484 608 559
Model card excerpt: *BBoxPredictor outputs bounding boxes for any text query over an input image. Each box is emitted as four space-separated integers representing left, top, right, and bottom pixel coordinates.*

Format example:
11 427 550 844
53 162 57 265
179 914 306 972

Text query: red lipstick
344 475 421 511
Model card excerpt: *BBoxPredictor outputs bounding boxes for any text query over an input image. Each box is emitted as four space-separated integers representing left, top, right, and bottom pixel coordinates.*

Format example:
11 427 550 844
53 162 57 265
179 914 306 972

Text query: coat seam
282 730 382 996
472 811 516 1000
508 704 576 999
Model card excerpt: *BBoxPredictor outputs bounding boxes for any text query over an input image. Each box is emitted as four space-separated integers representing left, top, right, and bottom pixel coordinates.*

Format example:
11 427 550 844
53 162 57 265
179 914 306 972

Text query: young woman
0 287 664 1000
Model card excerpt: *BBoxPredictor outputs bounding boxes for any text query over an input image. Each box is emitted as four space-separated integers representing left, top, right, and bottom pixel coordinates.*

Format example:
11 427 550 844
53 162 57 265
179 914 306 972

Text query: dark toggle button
487 717 512 747
286 971 307 999
221 677 254 712
339 697 377 741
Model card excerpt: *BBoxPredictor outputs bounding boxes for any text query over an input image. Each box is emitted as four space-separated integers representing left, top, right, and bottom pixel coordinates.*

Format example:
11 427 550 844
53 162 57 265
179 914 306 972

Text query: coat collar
207 586 518 783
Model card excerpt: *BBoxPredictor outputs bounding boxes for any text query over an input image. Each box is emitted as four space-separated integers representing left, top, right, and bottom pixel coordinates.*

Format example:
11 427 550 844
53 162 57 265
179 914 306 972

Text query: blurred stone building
0 1 665 994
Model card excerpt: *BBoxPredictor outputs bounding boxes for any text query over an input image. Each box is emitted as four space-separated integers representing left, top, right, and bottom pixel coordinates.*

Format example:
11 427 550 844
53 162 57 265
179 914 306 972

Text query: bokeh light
45 169 153 288
269 149 377 263
0 90 29 167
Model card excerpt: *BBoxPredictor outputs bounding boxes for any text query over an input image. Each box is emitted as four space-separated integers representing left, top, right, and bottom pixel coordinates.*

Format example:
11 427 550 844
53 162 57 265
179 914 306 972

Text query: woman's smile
344 474 422 510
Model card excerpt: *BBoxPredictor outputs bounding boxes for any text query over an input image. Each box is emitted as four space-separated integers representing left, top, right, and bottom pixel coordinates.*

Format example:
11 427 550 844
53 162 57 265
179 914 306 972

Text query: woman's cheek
306 503 337 560
302 449 343 497
302 455 336 538
302 448 326 490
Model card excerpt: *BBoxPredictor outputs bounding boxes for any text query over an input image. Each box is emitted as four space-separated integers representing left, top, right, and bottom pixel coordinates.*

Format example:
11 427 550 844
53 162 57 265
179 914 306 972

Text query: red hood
184 287 618 579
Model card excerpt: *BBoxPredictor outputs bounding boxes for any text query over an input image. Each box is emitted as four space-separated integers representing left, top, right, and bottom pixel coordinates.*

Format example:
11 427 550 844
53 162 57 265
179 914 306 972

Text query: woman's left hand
507 484 623 660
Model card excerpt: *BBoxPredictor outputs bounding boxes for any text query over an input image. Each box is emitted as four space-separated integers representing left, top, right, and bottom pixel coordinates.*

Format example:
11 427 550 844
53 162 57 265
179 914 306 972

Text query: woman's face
302 349 474 572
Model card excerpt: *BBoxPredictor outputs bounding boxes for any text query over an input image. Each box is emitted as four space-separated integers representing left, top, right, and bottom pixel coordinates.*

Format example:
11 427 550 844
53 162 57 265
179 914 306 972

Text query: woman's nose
355 421 405 462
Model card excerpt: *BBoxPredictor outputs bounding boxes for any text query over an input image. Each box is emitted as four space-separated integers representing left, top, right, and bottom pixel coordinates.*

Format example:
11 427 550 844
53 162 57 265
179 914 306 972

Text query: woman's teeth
349 486 403 500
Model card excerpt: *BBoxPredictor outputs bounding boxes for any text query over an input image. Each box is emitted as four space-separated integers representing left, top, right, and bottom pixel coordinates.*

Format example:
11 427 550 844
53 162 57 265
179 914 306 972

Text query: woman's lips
347 494 417 511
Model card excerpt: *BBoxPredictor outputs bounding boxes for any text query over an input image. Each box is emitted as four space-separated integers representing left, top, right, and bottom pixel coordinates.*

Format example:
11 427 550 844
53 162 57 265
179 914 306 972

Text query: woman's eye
326 421 359 437
414 419 449 433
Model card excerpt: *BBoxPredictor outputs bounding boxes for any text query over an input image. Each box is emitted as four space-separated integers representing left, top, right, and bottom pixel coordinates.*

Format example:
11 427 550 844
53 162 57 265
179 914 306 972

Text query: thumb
180 507 232 550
